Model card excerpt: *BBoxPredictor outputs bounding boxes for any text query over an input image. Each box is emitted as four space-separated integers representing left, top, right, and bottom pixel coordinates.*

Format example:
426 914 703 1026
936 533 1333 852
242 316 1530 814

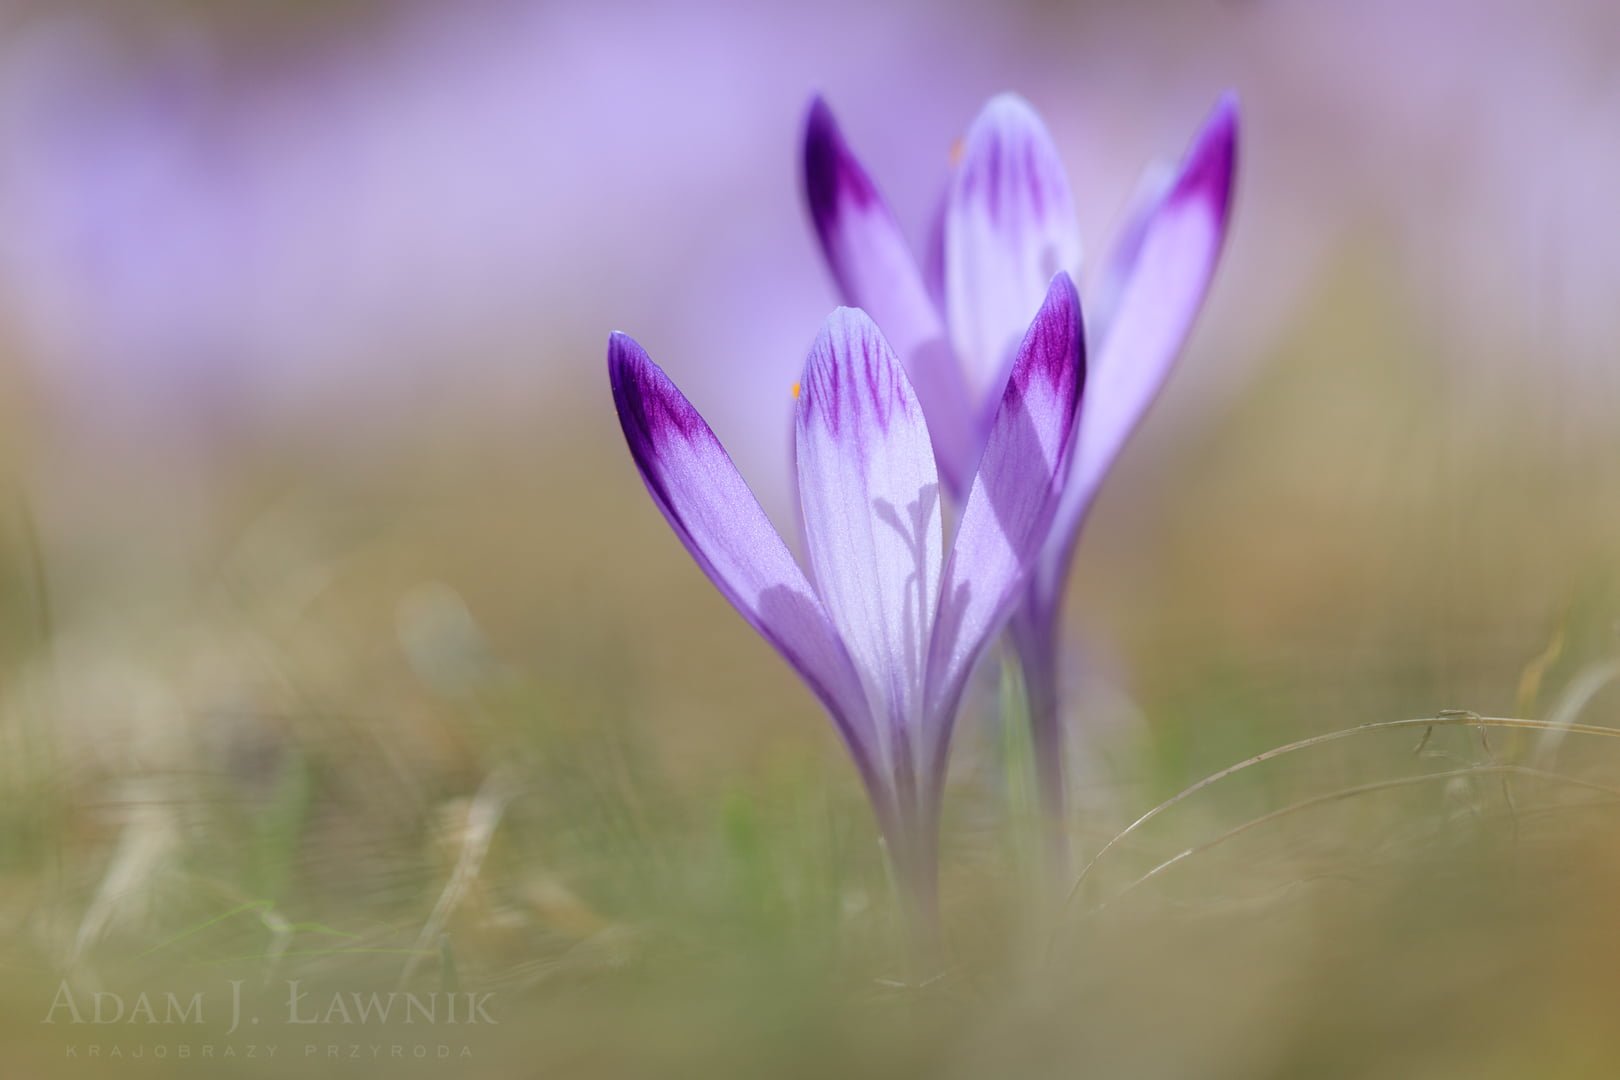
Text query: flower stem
1009 607 1072 890
880 805 943 982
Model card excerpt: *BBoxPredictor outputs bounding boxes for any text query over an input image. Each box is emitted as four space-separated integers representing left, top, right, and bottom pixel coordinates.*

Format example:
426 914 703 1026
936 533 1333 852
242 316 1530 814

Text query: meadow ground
2 262 1618 1078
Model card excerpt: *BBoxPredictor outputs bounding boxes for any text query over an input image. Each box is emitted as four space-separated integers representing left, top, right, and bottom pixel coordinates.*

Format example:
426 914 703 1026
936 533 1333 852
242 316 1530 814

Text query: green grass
2 266 1620 1077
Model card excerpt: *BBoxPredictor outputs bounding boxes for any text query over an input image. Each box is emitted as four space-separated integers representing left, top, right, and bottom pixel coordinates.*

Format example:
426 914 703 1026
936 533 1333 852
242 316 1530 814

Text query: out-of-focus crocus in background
1 1 1619 1077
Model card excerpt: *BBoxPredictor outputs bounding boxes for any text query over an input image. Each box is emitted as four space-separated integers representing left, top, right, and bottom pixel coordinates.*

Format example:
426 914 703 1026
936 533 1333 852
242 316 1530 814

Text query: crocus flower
609 278 1084 933
803 92 1236 875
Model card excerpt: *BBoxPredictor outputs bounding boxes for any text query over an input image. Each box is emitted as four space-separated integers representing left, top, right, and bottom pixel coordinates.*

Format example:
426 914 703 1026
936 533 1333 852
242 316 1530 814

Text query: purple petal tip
803 95 876 226
1170 94 1239 221
1005 272 1085 408
1037 271 1085 379
608 330 711 459
606 330 643 374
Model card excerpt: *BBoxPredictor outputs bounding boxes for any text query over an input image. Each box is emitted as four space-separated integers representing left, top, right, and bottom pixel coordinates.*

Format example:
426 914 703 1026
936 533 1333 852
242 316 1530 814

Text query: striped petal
608 332 880 780
802 96 977 493
942 94 1083 410
926 274 1085 746
794 309 943 784
1033 93 1238 601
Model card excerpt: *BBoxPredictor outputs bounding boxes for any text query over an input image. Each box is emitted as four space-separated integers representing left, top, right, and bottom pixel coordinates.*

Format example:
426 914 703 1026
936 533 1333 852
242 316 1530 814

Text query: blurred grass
0 257 1618 1078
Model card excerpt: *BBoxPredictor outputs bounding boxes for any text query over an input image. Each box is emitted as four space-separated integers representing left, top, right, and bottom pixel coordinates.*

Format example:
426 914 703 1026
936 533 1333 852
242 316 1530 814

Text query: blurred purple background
4 0 1616 467
0 0 1616 662
2 13 1618 1032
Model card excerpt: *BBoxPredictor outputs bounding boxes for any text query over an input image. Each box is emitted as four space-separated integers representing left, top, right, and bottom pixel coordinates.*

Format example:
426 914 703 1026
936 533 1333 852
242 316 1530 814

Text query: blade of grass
1062 715 1620 919
1096 763 1620 911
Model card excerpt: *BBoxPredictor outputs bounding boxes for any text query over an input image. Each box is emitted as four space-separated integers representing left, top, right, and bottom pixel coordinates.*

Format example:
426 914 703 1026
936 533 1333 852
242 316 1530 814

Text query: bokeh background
1 1 1618 1076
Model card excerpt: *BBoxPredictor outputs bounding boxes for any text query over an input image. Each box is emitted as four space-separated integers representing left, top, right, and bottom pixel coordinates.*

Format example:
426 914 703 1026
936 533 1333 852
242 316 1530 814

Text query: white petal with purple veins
794 309 943 776
942 94 1083 410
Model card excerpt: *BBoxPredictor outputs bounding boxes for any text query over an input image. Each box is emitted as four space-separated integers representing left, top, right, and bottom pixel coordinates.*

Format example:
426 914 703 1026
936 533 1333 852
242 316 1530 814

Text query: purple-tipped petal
608 332 879 774
942 94 1083 409
795 309 943 775
1033 93 1238 601
925 273 1085 742
803 96 977 493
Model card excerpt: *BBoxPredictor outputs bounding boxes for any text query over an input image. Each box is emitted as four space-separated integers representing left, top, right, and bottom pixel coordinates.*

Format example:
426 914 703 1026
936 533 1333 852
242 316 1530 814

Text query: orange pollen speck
791 381 802 401
949 137 965 166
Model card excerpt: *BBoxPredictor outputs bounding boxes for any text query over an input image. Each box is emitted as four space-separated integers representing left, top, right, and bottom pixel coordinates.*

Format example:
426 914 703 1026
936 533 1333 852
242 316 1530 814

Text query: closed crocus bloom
804 92 1236 877
610 278 1084 938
